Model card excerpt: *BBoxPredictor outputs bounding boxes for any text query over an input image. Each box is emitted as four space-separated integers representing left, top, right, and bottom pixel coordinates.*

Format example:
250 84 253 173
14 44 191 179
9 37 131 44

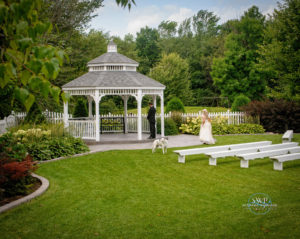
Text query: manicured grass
127 106 228 114
184 106 228 113
1 134 300 238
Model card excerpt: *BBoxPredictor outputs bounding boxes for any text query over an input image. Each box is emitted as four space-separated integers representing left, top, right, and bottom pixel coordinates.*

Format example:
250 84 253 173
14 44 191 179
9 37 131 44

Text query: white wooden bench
282 130 293 143
257 142 298 151
270 153 300 171
205 142 298 166
173 141 272 163
237 146 300 168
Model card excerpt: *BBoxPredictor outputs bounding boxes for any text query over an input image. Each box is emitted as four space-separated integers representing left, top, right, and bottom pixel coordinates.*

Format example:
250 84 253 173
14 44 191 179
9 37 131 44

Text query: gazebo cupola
87 41 138 72
107 41 117 52
62 41 165 142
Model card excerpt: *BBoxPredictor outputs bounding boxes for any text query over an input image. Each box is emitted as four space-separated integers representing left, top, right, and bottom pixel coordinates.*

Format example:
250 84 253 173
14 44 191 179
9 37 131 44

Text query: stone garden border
0 173 49 214
0 150 100 214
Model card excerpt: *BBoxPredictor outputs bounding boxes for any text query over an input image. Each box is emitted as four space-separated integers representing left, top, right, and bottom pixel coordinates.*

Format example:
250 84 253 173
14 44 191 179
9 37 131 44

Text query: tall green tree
136 26 161 74
256 0 300 101
188 10 221 104
113 34 139 62
41 0 104 38
211 6 266 103
158 20 177 38
149 53 192 104
157 20 178 55
56 30 108 88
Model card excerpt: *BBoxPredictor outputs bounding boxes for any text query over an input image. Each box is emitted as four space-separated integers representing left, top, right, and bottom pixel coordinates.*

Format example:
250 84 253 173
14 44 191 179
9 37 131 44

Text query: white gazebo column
63 100 69 127
93 90 101 141
160 93 165 137
87 96 93 118
152 95 157 108
122 95 129 133
152 95 157 136
137 90 143 140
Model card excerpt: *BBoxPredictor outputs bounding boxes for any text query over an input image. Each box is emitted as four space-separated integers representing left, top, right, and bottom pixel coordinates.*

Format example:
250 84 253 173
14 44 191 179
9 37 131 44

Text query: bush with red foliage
0 133 37 200
242 99 300 133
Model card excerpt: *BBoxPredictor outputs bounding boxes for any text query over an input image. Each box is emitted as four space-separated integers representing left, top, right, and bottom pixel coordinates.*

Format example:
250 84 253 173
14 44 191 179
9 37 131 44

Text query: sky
88 0 283 38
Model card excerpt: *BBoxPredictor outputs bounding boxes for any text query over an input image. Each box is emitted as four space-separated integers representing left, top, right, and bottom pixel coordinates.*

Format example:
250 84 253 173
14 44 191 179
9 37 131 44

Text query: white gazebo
62 41 165 142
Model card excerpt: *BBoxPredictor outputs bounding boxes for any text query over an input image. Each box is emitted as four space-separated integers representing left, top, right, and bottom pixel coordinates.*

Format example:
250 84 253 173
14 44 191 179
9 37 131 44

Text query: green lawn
127 106 228 114
1 134 300 239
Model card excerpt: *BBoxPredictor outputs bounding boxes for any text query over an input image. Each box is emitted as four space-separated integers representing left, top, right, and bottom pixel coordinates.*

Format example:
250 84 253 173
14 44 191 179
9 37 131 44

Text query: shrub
212 123 265 135
179 117 201 135
231 95 251 111
157 118 179 136
170 111 183 129
0 133 37 200
242 99 300 133
180 116 265 135
166 97 185 113
5 125 89 161
25 136 89 161
73 98 88 118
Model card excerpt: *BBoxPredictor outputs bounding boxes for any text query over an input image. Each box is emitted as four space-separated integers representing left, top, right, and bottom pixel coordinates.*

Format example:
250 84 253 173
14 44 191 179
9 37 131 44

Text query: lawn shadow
250 160 272 168
217 158 239 165
283 162 300 170
186 157 208 163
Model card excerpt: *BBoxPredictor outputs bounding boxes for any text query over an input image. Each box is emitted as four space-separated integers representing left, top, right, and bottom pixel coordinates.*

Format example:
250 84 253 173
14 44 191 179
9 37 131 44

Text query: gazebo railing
127 114 150 133
3 111 246 139
68 120 95 139
100 117 125 133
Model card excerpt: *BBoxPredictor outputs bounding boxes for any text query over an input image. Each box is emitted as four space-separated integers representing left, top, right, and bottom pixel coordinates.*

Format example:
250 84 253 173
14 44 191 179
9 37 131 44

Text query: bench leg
273 161 283 171
209 157 217 166
178 155 185 163
240 159 249 168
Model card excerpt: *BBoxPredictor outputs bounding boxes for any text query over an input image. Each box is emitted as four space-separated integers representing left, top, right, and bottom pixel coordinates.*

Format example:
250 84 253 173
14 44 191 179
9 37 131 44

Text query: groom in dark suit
147 102 156 139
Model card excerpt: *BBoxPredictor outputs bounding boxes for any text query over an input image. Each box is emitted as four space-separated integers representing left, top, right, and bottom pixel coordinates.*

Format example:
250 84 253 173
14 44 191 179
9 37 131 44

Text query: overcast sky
88 0 282 38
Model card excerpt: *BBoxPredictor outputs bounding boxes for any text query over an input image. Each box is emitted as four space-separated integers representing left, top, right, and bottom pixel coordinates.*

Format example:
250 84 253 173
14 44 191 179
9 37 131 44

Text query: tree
0 0 67 112
158 20 177 38
211 6 266 103
113 34 139 62
40 0 104 37
188 10 221 104
56 30 108 88
136 26 161 74
149 53 192 104
0 0 136 114
157 21 178 55
40 0 135 40
192 10 220 38
115 0 136 10
178 18 193 38
256 0 300 101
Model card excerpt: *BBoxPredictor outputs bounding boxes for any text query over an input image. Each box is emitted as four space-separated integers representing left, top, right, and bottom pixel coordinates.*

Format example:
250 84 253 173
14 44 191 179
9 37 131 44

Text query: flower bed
180 116 265 135
2 124 89 162
0 134 37 201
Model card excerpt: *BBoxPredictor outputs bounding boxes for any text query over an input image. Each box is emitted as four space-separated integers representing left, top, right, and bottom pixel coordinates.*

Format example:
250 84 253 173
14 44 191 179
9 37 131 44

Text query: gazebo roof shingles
62 71 165 88
87 52 138 65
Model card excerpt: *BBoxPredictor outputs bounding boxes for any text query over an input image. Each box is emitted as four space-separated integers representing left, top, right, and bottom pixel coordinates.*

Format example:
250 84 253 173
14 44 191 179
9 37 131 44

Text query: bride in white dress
199 109 216 144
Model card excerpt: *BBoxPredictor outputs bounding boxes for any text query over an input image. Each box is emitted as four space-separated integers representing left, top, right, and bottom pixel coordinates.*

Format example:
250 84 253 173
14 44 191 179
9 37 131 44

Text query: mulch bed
0 177 41 207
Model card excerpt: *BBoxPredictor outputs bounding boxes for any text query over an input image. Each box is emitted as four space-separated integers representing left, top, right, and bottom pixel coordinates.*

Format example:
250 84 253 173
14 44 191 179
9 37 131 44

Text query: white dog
152 138 168 154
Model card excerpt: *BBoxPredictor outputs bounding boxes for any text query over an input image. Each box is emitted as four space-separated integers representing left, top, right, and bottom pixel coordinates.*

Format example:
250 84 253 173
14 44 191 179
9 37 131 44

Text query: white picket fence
0 115 17 134
68 120 96 140
0 110 246 138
